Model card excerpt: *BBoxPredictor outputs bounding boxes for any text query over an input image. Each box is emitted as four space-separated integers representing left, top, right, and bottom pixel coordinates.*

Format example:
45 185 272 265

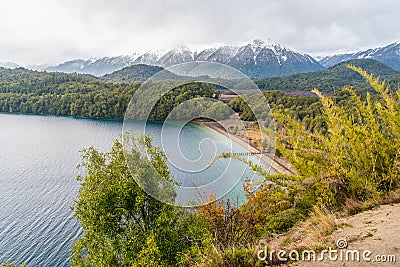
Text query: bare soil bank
192 118 296 175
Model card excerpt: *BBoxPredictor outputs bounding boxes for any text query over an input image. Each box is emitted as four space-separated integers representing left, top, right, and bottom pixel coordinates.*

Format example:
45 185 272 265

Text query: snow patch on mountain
34 39 323 77
319 42 400 71
0 62 20 69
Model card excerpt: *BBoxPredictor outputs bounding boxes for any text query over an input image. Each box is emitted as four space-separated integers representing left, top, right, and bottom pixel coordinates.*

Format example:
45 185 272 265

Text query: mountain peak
319 41 400 70
246 39 266 55
35 39 322 77
0 62 20 69
250 38 265 47
172 45 191 51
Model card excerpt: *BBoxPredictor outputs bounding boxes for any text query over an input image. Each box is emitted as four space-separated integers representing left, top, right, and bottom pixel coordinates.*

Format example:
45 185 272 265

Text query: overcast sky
0 0 399 65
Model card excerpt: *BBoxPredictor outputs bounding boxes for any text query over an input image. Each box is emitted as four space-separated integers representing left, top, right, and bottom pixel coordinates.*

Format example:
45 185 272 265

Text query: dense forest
0 67 131 118
100 64 182 83
0 67 217 120
1 59 398 122
99 59 400 94
228 89 361 134
255 59 400 93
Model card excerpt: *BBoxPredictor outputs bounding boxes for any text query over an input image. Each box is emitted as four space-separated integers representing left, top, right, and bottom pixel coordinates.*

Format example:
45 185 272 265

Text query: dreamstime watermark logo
122 61 276 207
257 238 397 264
336 237 348 249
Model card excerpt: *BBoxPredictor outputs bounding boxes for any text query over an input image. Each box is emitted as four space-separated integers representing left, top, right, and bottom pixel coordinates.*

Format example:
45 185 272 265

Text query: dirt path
290 203 400 266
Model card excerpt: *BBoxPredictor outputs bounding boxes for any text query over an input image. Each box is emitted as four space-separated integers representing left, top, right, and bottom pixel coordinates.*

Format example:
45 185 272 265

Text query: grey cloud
0 0 399 65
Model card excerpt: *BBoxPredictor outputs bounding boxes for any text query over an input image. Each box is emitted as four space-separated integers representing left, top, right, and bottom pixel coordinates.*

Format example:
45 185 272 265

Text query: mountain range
98 58 400 95
0 62 20 69
2 40 400 79
255 58 400 93
1 58 398 95
39 39 324 78
320 42 400 70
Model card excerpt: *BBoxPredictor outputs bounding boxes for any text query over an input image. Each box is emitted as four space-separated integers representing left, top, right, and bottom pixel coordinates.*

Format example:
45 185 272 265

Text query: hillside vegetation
256 59 400 93
69 66 400 266
0 67 216 120
100 64 181 83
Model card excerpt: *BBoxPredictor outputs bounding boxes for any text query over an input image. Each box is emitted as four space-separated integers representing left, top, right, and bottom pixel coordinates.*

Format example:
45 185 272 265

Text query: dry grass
345 198 363 215
252 205 338 264
345 189 400 216
195 244 258 267
282 205 337 250
381 189 400 204
307 205 337 240
204 192 400 266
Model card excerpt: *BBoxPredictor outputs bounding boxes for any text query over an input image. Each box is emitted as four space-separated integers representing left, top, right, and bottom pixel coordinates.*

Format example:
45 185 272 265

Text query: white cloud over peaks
0 0 399 65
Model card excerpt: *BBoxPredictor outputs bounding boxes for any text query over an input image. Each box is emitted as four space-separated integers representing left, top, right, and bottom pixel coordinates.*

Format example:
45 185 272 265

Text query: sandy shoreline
192 119 296 175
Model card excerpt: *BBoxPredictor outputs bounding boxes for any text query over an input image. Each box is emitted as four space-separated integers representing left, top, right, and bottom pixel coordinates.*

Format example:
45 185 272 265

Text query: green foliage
100 64 180 83
69 66 400 267
0 67 137 118
71 137 211 266
0 68 217 120
242 180 317 235
213 66 400 264
229 90 326 132
201 247 258 267
148 82 217 121
275 65 400 207
255 59 400 93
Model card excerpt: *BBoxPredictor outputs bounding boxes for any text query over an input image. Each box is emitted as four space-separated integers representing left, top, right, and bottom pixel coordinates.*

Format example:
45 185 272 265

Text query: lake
0 113 266 266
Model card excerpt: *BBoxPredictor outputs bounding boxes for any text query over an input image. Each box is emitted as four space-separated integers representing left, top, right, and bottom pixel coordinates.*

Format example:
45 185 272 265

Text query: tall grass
275 65 400 207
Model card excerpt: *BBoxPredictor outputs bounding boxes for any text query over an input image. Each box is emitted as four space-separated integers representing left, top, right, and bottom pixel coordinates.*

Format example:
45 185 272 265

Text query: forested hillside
255 59 400 93
100 64 183 83
101 59 400 95
0 67 215 119
1 59 398 121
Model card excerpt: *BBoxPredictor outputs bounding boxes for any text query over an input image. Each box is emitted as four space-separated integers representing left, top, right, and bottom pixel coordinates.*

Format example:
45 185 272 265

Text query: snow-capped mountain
38 39 323 77
133 51 162 65
83 56 136 77
319 42 400 71
45 55 137 77
198 46 239 64
225 39 322 77
157 46 194 67
45 59 90 73
0 62 20 69
5 40 400 77
193 47 219 61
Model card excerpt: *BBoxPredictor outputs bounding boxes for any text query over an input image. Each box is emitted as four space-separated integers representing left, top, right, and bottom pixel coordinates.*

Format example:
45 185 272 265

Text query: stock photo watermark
257 238 397 264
